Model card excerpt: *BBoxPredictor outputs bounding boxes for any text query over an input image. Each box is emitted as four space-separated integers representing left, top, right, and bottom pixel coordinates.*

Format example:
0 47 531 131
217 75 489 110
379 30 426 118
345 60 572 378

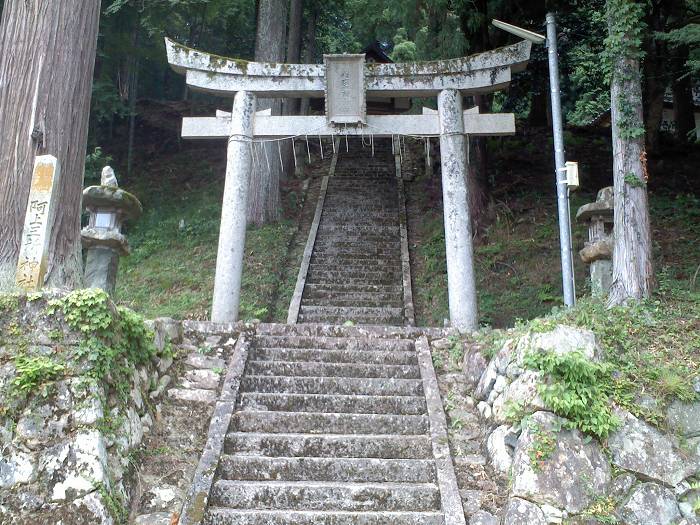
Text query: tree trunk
672 45 695 142
642 4 666 155
281 0 303 176
299 6 317 116
285 0 303 114
0 0 101 290
459 0 490 233
126 26 140 179
247 0 287 225
607 8 655 306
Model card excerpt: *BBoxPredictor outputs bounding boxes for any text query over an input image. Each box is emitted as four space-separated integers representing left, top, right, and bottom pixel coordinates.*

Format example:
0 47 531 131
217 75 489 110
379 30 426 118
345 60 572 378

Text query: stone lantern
576 187 614 297
81 167 142 295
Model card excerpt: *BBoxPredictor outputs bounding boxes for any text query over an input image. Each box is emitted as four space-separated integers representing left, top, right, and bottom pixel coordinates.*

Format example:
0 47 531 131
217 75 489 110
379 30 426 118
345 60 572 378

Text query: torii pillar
211 91 256 322
438 89 478 330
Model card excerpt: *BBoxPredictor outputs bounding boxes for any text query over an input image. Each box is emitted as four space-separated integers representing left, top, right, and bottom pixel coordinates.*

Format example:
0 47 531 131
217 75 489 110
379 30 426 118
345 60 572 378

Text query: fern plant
524 350 620 439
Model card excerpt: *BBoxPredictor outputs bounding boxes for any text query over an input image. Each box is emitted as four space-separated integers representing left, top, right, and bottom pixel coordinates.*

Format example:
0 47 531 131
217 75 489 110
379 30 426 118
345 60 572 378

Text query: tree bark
0 0 101 290
607 13 655 306
459 0 491 233
281 0 303 176
672 45 696 142
299 6 317 117
126 26 140 179
642 3 666 155
247 0 287 225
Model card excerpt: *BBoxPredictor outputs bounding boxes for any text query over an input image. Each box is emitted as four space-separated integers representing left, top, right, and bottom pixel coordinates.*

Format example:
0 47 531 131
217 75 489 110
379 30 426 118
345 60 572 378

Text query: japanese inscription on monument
324 54 366 124
15 155 61 291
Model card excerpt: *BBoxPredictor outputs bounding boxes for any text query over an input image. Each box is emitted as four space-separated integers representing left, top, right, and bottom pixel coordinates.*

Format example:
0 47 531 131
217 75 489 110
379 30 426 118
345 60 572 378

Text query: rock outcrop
465 324 700 524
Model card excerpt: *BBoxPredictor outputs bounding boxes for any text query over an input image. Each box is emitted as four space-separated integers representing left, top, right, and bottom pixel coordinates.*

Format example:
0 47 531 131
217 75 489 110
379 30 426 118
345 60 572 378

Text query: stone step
326 184 396 191
209 480 441 512
318 220 399 227
240 376 423 396
321 206 398 214
217 456 436 483
301 287 401 300
324 194 396 201
323 193 396 200
299 306 404 322
315 225 400 234
239 393 426 414
302 283 403 295
254 334 414 351
251 347 418 366
297 313 405 326
314 236 399 244
203 509 445 525
309 261 402 272
311 242 400 252
231 411 429 435
318 215 398 223
245 360 420 379
316 238 399 246
333 170 395 175
225 432 432 459
310 248 399 257
321 209 398 216
307 269 402 282
303 277 402 287
301 296 404 309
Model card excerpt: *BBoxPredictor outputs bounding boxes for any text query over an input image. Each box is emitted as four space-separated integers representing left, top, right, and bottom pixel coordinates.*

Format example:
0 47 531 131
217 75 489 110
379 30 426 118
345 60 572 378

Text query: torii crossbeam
166 39 532 330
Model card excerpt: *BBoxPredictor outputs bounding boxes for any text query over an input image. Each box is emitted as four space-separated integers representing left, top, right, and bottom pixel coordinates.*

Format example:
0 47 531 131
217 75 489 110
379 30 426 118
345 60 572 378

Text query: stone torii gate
166 38 531 330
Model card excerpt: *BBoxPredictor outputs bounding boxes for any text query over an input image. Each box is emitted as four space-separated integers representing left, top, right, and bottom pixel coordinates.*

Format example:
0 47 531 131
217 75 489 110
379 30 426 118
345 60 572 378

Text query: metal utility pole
545 13 576 307
492 14 576 307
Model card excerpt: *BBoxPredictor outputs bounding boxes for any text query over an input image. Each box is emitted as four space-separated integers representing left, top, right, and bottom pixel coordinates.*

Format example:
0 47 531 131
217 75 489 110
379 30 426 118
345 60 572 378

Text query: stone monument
15 155 61 292
576 187 614 296
81 167 142 295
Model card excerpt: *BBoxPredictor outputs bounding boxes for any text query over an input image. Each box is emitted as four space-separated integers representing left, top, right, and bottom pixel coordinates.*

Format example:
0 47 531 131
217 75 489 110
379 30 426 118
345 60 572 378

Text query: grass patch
116 176 296 321
409 182 699 331
552 284 700 411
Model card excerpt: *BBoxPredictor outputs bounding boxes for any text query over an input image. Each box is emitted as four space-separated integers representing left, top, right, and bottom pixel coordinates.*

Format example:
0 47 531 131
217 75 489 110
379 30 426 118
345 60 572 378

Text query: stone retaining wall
463 324 700 524
0 293 180 524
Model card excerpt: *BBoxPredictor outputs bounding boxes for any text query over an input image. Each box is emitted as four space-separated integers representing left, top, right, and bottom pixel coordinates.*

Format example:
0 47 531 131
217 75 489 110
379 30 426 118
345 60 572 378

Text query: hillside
106 102 700 329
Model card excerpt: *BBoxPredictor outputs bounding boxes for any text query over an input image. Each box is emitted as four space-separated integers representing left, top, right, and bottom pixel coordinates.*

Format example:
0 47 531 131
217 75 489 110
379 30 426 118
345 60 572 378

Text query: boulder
134 512 172 525
0 450 35 488
511 412 611 513
610 473 637 499
617 482 681 525
491 371 547 424
503 497 547 524
511 325 600 374
474 359 499 401
608 409 700 486
667 400 700 438
463 347 488 391
469 509 498 525
486 425 516 475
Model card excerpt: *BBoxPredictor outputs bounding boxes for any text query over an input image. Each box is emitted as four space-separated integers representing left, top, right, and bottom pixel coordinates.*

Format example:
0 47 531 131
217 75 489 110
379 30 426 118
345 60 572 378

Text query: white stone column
438 89 478 331
211 91 256 323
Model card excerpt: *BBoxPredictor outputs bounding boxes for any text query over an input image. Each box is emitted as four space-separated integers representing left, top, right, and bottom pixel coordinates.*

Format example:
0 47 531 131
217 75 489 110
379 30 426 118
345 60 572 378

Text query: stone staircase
180 323 465 525
295 138 410 326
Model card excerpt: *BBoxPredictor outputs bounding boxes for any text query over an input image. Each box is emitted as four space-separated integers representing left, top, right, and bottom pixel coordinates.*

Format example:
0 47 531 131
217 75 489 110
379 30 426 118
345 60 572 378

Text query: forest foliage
63 0 698 151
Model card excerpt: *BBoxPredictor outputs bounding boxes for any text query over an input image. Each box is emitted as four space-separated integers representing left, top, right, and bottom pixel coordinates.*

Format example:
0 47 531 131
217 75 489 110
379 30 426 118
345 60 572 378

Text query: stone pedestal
85 247 120 295
438 89 478 331
211 90 256 323
576 187 614 297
